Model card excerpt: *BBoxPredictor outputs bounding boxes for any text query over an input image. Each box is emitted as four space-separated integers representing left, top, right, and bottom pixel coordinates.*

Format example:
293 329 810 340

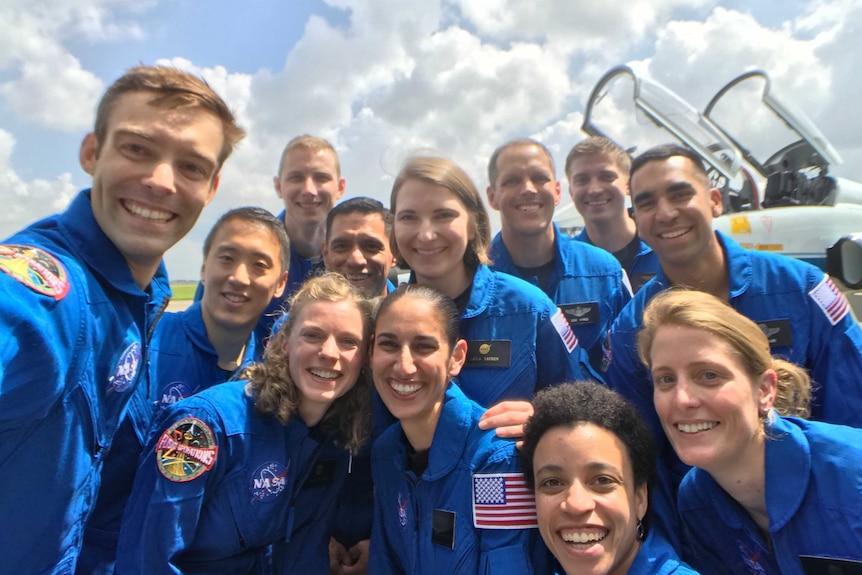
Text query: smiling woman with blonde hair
638 288 862 574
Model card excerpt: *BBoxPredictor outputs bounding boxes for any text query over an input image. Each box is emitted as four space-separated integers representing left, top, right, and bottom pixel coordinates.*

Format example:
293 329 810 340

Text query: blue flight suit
194 208 325 348
78 301 257 573
490 225 632 374
678 415 862 575
369 383 552 574
574 228 660 292
0 190 169 574
627 529 701 575
605 231 862 552
455 264 599 407
116 380 350 574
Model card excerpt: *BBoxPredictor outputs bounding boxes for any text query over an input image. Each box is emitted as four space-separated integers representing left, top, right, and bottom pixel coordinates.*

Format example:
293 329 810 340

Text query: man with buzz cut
0 64 243 574
486 137 632 374
605 142 862 551
195 134 345 345
566 135 660 292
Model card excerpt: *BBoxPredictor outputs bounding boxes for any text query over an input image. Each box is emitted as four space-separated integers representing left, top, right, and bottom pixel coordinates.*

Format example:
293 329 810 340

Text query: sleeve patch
551 308 579 353
156 417 218 482
472 473 537 529
808 276 850 326
0 244 69 300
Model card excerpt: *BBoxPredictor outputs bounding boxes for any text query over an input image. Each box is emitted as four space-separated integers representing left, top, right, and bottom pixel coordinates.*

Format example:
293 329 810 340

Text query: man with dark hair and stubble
323 197 396 298
604 142 862 552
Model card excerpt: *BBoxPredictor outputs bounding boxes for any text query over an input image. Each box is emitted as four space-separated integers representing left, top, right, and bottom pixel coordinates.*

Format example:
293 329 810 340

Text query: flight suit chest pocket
227 460 294 550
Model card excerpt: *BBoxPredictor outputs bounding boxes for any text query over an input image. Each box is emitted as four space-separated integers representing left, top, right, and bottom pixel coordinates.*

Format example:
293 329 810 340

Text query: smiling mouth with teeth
676 421 718 433
659 228 689 240
309 368 339 380
123 199 173 222
560 530 608 544
390 381 421 396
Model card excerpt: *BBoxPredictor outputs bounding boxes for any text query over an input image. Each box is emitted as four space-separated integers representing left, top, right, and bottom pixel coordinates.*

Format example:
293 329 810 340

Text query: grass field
170 282 198 301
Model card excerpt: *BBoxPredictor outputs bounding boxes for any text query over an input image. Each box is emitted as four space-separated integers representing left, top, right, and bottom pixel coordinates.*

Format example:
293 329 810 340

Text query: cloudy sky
2 0 860 280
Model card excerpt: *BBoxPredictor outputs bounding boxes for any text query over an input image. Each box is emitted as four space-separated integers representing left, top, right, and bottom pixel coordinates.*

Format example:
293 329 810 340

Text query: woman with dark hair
388 156 596 409
638 288 862 574
369 284 552 574
116 273 373 574
521 381 697 575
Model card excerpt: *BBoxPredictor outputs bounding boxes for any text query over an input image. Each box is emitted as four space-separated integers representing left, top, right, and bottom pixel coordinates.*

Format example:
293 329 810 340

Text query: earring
636 519 645 541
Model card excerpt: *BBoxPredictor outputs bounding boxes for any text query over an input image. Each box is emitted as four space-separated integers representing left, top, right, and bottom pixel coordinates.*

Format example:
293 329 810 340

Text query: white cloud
0 129 78 238
4 0 862 278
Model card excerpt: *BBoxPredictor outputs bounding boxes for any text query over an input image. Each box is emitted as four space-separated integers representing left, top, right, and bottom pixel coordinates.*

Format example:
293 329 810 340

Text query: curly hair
637 287 812 418
521 381 655 492
243 273 374 453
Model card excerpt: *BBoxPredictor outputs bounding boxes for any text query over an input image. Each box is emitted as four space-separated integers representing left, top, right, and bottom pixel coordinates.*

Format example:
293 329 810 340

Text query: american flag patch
472 473 538 529
551 308 578 353
809 276 850 326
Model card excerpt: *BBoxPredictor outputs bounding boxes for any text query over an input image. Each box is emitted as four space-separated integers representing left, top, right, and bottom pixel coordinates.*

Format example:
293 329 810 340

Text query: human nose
561 481 596 515
347 246 367 268
393 346 417 377
301 175 318 195
145 162 176 194
655 196 678 221
319 335 339 359
673 378 700 409
417 219 436 241
230 262 251 286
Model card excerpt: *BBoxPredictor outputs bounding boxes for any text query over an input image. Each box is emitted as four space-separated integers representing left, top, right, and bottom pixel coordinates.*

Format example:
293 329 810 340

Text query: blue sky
2 0 860 279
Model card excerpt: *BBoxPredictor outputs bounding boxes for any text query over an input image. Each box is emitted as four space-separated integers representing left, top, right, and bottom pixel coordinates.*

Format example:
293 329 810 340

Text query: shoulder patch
809 276 850 326
551 308 579 353
0 244 69 300
156 417 218 482
472 472 537 529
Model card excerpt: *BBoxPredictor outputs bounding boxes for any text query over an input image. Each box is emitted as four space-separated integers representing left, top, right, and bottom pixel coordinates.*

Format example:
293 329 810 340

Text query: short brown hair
277 134 341 179
564 136 631 181
94 65 245 171
487 138 556 188
390 156 492 270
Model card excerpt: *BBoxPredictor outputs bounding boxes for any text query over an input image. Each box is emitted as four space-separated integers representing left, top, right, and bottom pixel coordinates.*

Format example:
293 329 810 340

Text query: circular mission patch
155 417 218 482
0 244 69 300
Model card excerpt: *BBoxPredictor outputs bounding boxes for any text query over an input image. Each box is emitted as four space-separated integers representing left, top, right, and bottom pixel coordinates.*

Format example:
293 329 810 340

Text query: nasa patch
0 244 69 300
736 540 767 575
156 417 218 482
108 342 142 393
397 493 409 529
250 461 290 503
156 381 198 410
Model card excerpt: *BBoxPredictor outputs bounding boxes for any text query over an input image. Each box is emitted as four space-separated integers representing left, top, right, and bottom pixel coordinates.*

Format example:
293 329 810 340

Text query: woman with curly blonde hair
117 273 373 574
638 288 862 574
